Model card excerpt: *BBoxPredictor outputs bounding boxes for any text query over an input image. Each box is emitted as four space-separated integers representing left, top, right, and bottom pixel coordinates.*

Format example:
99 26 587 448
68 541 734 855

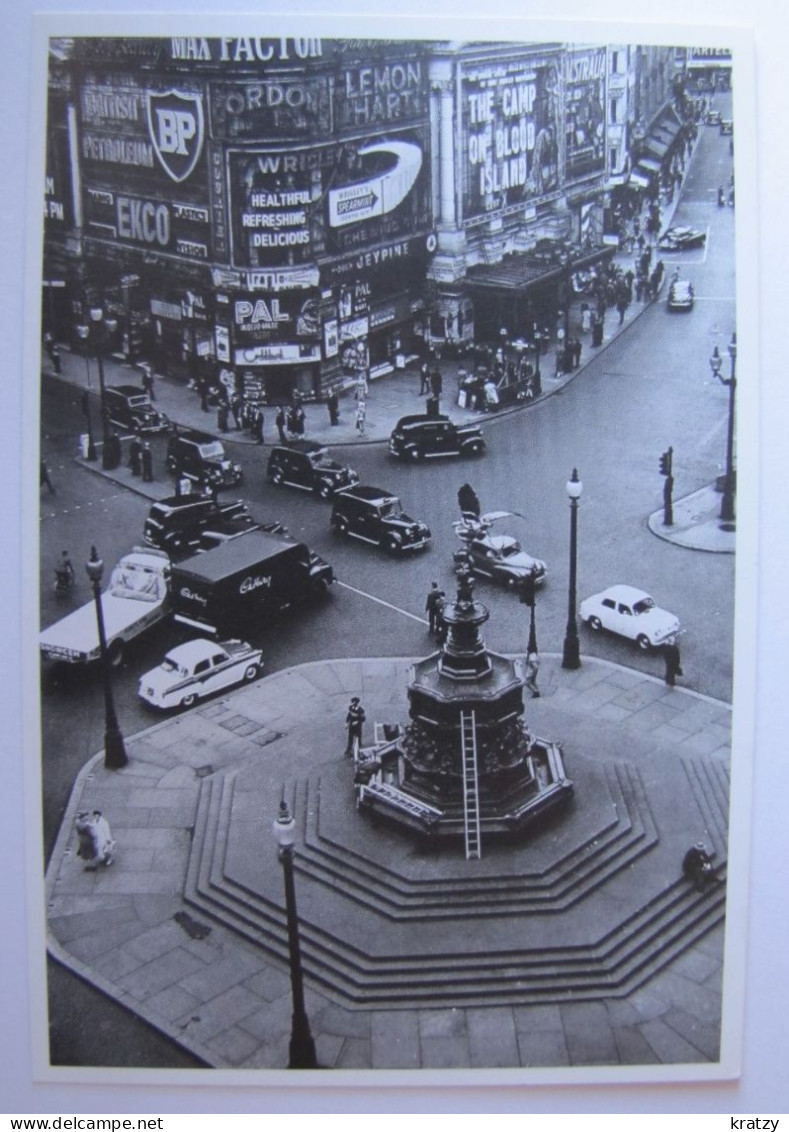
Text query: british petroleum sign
146 89 205 183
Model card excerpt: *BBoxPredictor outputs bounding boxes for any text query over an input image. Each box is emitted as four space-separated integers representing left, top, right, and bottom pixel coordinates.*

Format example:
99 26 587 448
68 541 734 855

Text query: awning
465 245 615 294
638 156 662 174
643 136 670 160
629 170 651 190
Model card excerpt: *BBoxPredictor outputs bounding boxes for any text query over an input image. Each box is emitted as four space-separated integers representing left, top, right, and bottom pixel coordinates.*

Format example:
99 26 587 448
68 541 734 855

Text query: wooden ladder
460 710 481 860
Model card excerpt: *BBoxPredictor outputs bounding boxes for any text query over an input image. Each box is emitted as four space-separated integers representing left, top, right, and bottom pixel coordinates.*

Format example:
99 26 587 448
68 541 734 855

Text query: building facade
43 36 683 401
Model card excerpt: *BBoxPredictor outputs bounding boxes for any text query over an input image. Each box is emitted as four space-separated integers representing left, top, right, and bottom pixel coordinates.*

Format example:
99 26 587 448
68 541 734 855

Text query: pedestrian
141 441 154 483
682 841 716 892
430 368 443 398
229 391 242 430
75 810 116 871
276 405 287 444
50 343 61 374
663 639 683 687
217 401 229 432
254 406 265 445
458 482 481 519
54 549 75 592
425 581 446 636
524 650 541 698
40 457 55 493
419 361 430 395
129 431 142 476
104 429 122 471
426 392 440 418
139 362 155 400
355 399 366 436
345 696 366 758
327 389 340 426
195 376 208 412
355 373 368 401
293 404 306 436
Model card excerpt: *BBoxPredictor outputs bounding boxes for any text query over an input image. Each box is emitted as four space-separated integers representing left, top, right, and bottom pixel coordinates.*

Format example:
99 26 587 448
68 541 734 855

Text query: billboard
462 58 561 221
564 47 607 180
79 74 212 256
228 126 431 268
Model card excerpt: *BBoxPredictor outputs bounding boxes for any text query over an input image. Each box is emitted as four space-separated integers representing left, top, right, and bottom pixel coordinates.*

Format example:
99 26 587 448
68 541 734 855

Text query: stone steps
183 761 728 1010
293 762 658 918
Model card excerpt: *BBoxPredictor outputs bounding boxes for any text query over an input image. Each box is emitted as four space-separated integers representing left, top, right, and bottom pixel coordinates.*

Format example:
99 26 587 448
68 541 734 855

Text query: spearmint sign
328 139 423 227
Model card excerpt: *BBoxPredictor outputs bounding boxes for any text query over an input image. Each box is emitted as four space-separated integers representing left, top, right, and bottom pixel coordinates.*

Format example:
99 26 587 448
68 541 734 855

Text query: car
267 440 359 499
331 485 431 555
579 585 681 650
103 385 169 434
389 414 486 461
195 520 287 553
657 226 707 252
166 428 243 490
40 547 171 667
143 494 256 556
453 512 547 592
720 119 733 136
667 279 695 311
706 109 722 125
138 638 263 710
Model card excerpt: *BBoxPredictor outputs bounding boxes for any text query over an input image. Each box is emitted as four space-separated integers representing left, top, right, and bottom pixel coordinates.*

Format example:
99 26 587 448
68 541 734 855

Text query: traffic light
659 447 673 476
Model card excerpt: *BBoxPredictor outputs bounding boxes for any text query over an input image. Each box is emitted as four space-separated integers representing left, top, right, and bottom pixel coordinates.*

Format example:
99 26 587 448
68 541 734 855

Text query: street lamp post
85 547 128 770
709 333 737 524
89 306 117 438
562 468 582 670
272 800 319 1070
521 569 538 655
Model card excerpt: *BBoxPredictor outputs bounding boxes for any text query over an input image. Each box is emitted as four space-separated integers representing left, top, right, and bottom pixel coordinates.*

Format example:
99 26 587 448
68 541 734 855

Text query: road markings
335 580 428 625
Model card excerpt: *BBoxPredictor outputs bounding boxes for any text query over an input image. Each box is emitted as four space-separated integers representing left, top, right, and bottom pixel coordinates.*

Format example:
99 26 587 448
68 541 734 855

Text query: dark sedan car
267 440 359 499
657 226 707 252
667 279 695 311
103 385 169 434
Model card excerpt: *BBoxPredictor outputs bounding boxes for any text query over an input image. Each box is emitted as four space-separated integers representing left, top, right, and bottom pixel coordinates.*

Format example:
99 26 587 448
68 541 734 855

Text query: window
212 654 227 666
602 598 616 610
611 50 619 73
193 659 211 675
610 99 618 124
618 604 633 616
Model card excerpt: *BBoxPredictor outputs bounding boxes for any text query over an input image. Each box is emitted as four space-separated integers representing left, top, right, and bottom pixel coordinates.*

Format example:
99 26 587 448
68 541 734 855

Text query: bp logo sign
146 90 205 183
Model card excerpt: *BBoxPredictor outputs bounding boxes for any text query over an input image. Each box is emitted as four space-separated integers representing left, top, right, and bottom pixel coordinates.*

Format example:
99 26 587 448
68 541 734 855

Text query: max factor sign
169 37 323 62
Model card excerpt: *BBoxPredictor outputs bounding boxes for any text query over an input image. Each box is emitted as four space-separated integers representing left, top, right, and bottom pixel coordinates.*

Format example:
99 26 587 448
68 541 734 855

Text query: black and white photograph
10 6 774 1103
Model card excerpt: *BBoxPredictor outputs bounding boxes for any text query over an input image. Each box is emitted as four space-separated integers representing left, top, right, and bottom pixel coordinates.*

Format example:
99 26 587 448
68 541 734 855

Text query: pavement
45 651 731 1075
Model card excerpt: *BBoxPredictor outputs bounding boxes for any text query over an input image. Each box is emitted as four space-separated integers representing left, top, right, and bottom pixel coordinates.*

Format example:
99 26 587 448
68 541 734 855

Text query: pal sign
146 89 205 183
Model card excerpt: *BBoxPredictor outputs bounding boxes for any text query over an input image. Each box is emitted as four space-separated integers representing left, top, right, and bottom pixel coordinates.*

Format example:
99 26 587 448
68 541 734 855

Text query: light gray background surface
2 0 786 1114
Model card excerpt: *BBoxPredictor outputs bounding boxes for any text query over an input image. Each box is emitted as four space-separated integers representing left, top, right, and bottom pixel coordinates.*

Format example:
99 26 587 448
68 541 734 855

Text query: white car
138 638 263 710
579 585 680 650
40 547 170 667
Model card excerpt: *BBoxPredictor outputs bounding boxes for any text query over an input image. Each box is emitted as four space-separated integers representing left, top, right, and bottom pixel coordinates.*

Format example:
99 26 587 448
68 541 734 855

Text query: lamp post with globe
85 546 128 770
272 799 319 1069
562 469 582 670
708 333 737 525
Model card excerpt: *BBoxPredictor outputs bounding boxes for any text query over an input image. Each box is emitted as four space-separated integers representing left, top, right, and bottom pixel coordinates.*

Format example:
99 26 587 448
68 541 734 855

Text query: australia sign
146 89 205 183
